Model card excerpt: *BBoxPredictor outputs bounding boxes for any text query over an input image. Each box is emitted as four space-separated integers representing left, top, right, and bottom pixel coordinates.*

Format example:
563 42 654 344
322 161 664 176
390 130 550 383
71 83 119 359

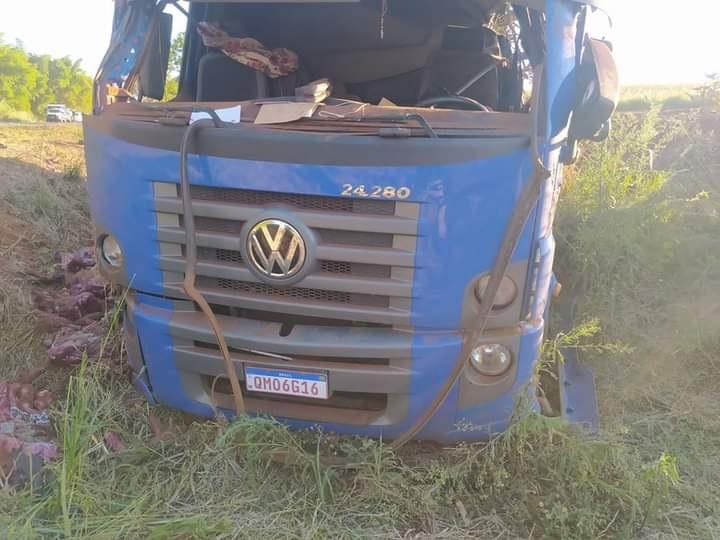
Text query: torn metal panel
95 0 159 112
559 347 599 434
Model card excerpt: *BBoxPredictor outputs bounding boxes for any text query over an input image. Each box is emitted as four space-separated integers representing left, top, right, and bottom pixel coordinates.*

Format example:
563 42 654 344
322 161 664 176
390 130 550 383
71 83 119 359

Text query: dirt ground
0 124 91 410
0 116 719 538
0 124 87 269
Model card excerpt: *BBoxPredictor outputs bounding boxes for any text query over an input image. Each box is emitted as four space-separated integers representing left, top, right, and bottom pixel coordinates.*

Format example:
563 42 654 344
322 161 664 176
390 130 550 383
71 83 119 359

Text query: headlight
469 344 513 377
100 234 123 267
475 275 518 310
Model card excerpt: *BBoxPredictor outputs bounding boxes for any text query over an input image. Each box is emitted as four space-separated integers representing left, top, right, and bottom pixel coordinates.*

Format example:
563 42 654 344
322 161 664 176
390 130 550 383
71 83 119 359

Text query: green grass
618 78 720 112
3 177 90 248
0 100 35 123
618 85 699 112
1 110 720 538
0 359 682 539
556 108 720 537
0 124 90 250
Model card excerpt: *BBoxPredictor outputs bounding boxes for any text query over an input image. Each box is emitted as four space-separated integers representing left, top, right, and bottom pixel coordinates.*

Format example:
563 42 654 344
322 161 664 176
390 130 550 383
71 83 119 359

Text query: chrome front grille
152 182 419 422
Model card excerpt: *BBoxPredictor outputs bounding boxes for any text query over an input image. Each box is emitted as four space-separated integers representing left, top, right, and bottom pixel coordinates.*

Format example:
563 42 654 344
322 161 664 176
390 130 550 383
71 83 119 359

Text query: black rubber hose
179 119 246 417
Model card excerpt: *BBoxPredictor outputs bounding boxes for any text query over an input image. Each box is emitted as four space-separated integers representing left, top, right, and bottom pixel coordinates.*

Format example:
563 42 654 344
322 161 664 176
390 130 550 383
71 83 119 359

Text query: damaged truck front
84 0 618 443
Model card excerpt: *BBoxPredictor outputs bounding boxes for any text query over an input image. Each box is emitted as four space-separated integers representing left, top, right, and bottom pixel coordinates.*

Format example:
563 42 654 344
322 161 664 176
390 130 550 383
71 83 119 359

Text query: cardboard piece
190 105 242 124
295 79 332 103
254 102 318 125
378 97 398 107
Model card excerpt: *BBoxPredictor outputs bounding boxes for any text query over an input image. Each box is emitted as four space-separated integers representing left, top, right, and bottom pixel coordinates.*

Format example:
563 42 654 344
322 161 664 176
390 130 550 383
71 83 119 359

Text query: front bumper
124 291 545 443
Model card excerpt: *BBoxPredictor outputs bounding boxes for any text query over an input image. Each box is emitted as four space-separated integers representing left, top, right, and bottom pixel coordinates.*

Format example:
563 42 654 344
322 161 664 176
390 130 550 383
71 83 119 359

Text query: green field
0 106 719 538
619 84 702 111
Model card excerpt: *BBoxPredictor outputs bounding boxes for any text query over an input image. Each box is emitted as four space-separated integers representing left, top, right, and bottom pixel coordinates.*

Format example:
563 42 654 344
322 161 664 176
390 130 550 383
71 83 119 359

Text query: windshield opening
99 1 543 137
174 0 535 115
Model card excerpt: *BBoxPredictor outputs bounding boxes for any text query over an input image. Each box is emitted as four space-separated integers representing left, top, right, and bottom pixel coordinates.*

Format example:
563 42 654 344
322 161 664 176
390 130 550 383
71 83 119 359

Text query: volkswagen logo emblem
246 219 307 279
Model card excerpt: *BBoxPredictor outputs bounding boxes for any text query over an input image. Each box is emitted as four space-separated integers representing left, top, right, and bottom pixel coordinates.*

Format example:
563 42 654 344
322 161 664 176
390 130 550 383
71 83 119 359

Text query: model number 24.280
341 184 412 200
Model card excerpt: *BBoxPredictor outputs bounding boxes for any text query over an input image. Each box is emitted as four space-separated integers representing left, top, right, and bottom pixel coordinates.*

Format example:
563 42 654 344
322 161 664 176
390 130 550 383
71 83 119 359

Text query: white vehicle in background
73 111 83 122
46 104 73 123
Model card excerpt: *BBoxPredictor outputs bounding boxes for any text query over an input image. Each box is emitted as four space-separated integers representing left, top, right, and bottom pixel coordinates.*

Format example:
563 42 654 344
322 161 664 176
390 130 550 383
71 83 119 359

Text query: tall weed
555 108 720 537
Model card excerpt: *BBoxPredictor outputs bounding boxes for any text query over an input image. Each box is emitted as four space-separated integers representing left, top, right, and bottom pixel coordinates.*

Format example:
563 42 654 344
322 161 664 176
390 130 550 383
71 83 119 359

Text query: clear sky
0 1 718 86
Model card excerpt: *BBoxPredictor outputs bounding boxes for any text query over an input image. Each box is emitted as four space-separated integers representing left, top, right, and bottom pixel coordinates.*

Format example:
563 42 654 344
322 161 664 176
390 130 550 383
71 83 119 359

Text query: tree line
0 35 92 117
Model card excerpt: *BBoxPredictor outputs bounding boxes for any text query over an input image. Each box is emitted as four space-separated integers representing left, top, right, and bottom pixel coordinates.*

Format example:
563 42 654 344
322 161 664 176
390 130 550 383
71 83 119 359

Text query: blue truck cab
85 0 617 443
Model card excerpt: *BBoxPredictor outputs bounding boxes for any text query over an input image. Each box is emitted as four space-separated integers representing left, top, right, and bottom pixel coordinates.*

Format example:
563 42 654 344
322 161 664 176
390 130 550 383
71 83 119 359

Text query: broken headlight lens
100 234 123 267
474 275 518 310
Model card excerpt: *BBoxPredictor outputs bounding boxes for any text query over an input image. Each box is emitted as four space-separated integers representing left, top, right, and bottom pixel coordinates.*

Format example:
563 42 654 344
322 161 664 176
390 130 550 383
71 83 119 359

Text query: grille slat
196 247 391 278
163 283 409 325
155 227 416 267
189 217 396 249
190 185 396 216
316 229 394 248
205 277 390 308
205 247 244 264
154 197 417 235
195 342 391 366
159 256 411 297
193 216 244 235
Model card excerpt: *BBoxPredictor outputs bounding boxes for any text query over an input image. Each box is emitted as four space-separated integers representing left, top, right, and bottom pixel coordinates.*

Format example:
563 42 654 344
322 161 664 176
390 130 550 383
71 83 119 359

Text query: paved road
0 121 82 128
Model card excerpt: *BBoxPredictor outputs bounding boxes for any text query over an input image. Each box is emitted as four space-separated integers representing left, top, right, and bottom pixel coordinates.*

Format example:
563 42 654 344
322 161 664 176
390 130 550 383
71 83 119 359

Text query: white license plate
245 366 329 400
